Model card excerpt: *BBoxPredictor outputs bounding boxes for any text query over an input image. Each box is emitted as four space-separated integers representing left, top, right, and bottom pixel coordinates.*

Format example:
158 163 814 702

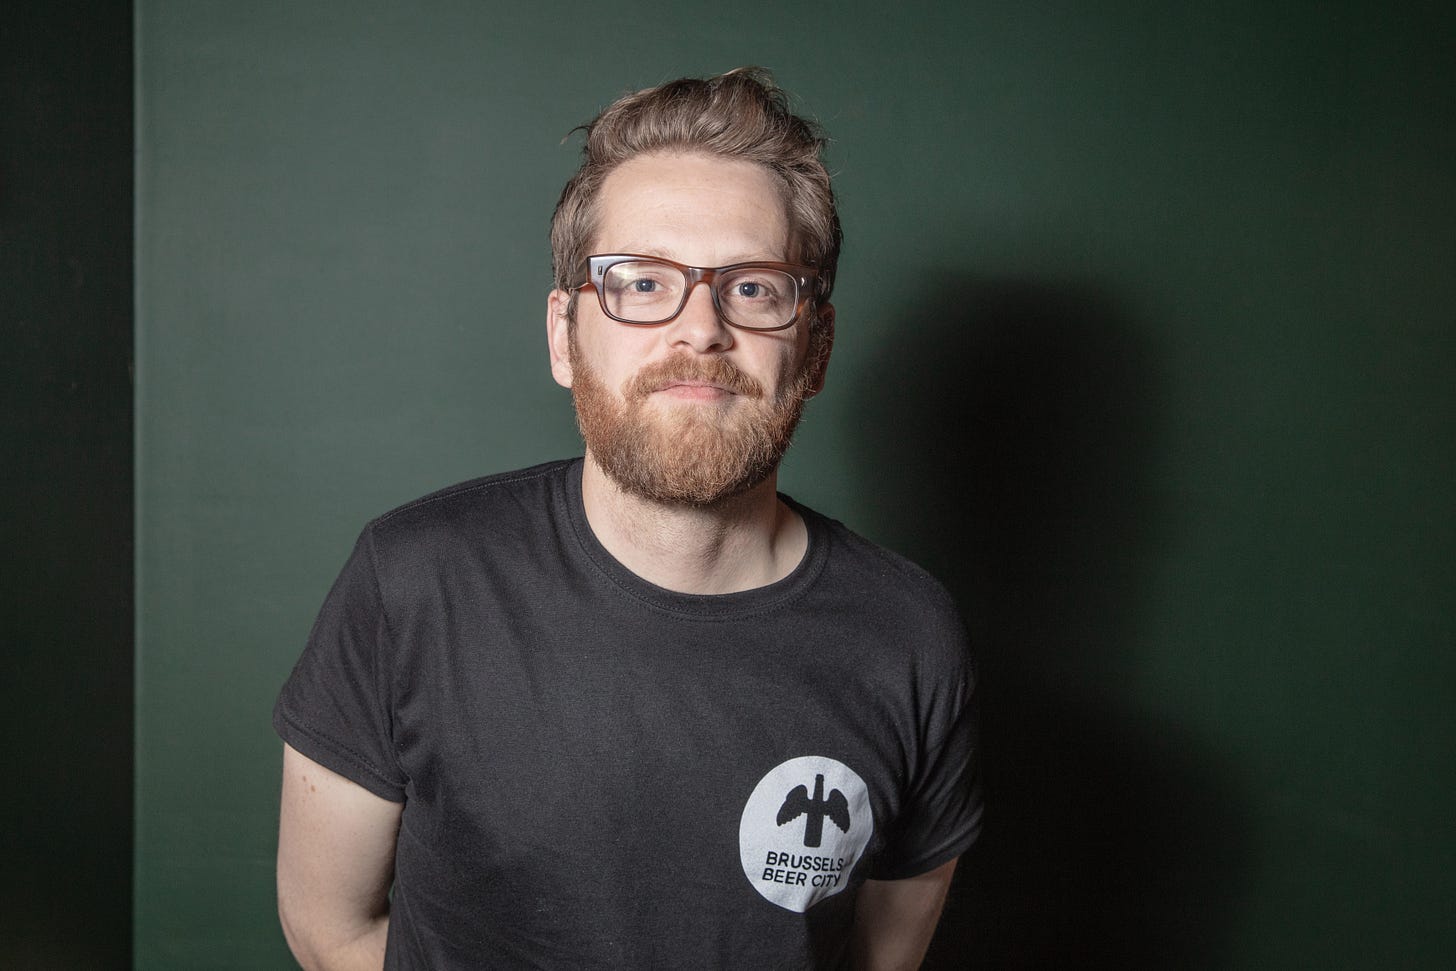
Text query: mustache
624 355 765 400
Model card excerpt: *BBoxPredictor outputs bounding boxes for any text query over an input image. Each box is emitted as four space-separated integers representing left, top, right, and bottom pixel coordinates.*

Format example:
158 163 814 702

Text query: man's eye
633 279 659 293
731 278 780 300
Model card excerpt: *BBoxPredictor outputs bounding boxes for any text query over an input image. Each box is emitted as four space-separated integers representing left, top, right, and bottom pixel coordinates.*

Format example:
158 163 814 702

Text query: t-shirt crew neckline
558 457 829 620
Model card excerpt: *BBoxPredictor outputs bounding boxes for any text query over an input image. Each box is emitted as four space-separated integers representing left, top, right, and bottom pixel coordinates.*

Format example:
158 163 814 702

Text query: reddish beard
569 343 815 506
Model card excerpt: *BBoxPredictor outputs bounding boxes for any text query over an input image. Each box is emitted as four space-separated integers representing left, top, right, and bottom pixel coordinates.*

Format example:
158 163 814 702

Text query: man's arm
852 857 959 971
277 743 403 971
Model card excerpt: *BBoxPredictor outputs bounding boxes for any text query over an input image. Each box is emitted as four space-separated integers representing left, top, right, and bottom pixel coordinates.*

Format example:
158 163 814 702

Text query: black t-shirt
275 459 982 969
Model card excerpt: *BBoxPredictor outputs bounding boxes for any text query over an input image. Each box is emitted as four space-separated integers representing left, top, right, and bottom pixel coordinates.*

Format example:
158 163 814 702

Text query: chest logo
739 756 873 912
778 774 850 847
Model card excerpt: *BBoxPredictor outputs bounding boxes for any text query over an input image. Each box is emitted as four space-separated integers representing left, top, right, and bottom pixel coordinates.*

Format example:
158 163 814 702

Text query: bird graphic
776 773 850 847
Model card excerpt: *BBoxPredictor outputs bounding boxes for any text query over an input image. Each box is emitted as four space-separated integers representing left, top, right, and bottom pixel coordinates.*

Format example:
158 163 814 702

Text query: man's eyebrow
615 245 675 259
609 246 788 265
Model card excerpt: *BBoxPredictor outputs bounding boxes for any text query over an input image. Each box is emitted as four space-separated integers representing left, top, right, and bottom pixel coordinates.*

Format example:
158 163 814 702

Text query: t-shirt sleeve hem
866 815 982 882
273 705 407 804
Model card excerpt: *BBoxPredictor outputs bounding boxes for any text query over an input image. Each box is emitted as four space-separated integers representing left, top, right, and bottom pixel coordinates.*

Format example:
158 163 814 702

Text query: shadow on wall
846 275 1250 968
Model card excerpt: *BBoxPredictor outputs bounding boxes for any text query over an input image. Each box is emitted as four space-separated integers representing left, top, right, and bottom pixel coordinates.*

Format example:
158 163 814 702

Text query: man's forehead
591 153 793 259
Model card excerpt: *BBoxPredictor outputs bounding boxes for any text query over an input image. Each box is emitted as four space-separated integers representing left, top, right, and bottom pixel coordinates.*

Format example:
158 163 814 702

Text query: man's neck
579 454 807 595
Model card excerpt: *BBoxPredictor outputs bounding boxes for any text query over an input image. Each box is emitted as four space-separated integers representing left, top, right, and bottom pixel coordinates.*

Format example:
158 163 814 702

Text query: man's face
547 152 832 506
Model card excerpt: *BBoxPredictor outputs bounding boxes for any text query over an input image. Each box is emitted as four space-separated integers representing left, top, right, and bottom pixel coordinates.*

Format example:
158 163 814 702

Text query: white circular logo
738 756 873 912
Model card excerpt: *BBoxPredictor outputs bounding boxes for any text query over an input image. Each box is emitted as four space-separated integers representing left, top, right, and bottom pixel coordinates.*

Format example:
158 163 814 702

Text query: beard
569 340 817 507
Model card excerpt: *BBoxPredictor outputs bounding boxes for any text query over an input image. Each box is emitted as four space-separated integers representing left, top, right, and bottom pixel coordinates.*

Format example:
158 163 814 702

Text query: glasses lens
716 267 799 329
601 260 686 323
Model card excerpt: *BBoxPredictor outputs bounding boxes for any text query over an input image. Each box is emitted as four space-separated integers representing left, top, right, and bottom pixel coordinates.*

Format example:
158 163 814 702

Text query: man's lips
653 380 738 400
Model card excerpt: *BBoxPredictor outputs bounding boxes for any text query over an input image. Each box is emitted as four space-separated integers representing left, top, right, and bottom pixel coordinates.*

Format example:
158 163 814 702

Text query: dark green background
8 0 1454 967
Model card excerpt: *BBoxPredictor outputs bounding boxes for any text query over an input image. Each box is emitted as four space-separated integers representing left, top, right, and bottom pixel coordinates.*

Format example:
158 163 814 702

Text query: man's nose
667 282 734 353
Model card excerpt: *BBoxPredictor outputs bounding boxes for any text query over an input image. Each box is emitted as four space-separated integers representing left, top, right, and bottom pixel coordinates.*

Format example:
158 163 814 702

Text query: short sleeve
273 527 408 802
869 657 984 880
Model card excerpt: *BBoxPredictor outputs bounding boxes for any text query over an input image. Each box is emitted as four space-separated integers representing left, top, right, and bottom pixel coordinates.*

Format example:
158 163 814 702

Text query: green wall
2 2 133 967
136 1 1454 967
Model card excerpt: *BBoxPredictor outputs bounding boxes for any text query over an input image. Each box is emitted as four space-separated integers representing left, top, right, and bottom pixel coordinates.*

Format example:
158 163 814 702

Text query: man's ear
804 303 835 398
546 290 574 389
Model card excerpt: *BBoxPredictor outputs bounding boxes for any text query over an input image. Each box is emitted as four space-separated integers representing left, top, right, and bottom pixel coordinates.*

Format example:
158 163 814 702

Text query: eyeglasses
574 254 818 332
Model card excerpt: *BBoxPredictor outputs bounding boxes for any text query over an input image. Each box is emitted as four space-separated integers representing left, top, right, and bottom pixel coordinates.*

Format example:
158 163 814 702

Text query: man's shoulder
796 501 965 635
363 458 577 545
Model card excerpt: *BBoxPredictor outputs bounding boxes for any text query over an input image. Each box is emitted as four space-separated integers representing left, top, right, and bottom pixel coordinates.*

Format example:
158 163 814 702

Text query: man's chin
592 425 778 507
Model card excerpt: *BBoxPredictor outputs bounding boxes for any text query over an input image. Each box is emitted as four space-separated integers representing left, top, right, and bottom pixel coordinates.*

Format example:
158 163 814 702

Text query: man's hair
550 68 842 323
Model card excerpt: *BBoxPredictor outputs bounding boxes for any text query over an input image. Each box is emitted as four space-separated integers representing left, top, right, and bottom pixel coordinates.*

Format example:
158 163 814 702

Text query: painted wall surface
2 2 133 967
136 2 1454 966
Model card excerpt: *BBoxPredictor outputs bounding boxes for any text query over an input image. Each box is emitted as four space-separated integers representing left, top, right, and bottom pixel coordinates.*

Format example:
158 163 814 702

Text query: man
275 68 982 970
